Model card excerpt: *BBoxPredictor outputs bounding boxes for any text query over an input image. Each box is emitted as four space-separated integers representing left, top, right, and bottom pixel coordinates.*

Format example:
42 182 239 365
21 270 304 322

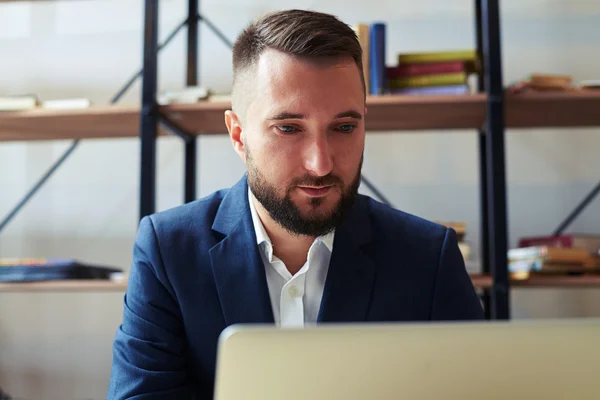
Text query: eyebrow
267 110 363 121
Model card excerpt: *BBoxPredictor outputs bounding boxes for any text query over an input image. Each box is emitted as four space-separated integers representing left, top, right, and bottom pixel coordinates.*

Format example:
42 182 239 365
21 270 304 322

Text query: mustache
288 174 343 188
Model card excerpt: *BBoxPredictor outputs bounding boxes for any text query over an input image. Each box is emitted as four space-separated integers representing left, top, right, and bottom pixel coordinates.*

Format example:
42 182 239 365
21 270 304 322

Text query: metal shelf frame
2 0 599 319
137 0 510 318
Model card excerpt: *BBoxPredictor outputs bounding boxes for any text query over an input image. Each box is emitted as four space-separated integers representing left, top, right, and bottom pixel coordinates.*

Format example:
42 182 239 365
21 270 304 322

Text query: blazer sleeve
107 216 193 399
430 227 485 320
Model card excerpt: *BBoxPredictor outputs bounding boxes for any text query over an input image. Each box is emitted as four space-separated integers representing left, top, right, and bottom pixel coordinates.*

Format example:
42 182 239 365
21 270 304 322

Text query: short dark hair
231 9 365 112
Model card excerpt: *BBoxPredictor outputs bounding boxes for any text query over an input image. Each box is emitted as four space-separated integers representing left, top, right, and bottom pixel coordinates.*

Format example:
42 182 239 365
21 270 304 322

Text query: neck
251 193 315 275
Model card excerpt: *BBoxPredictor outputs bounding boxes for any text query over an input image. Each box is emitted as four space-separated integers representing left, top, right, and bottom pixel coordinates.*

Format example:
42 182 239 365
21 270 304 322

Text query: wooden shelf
471 273 600 289
0 95 485 142
362 94 486 131
0 104 145 141
2 274 599 292
2 92 599 142
0 279 128 292
505 90 600 128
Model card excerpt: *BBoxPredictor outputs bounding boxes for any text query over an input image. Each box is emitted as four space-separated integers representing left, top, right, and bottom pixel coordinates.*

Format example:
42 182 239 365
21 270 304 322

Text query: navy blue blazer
107 176 483 399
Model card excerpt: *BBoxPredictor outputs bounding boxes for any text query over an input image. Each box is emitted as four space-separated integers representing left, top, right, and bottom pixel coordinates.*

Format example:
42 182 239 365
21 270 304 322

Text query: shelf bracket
158 111 195 143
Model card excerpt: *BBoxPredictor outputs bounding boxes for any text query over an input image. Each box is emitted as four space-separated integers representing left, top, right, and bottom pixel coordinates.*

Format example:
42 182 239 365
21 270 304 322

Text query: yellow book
352 23 370 94
398 50 476 64
389 72 467 88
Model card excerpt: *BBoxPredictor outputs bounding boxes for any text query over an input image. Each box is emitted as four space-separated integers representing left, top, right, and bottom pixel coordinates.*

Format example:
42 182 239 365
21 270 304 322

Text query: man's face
233 49 366 236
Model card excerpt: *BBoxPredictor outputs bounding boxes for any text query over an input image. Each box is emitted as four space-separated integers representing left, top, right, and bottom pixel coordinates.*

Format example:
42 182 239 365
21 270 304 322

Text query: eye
336 123 357 133
276 125 298 134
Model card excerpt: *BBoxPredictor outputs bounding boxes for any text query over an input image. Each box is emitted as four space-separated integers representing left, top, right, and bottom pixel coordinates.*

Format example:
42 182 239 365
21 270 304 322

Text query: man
108 9 483 400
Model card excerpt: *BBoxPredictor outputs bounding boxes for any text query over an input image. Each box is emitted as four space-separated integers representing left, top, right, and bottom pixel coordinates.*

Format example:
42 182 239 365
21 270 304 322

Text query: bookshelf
1 0 599 319
2 91 599 142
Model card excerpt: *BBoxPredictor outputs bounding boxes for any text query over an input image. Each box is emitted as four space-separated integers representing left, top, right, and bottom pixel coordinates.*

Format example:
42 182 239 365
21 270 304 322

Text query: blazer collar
317 193 376 323
210 175 376 325
210 176 275 326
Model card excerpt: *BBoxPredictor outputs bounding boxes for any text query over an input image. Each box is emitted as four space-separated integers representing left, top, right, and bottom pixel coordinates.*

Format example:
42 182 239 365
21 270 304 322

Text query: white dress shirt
248 189 334 327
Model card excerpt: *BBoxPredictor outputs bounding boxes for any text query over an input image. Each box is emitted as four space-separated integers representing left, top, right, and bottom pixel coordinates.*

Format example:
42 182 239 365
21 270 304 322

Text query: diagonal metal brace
553 180 600 236
158 111 195 143
198 13 234 49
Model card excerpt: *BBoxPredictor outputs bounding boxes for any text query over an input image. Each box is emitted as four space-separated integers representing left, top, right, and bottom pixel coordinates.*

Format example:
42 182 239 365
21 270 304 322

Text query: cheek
331 134 364 174
254 138 299 180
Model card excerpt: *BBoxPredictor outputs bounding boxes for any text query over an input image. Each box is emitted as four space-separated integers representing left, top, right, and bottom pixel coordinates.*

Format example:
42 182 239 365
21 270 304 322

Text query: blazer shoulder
148 188 229 236
366 198 449 254
364 196 449 241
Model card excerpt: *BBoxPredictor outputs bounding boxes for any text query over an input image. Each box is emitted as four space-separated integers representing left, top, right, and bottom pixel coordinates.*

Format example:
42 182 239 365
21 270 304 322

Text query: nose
303 134 334 177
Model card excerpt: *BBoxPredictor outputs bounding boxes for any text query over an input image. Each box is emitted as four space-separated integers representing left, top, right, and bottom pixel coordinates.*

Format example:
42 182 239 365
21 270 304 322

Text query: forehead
250 48 364 118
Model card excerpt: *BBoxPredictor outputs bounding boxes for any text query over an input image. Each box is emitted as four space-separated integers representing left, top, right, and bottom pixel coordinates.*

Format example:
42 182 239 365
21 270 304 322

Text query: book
398 50 476 65
158 86 210 105
0 94 39 111
388 72 467 89
580 80 600 90
368 22 386 95
507 73 573 93
42 98 91 109
390 84 469 95
509 258 600 278
0 258 124 282
207 93 232 103
508 246 591 264
435 221 466 241
458 242 471 261
353 23 370 94
386 61 465 78
518 234 600 257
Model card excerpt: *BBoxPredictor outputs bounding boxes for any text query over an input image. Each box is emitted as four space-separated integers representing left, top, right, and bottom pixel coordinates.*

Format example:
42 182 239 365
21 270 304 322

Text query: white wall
1 0 599 398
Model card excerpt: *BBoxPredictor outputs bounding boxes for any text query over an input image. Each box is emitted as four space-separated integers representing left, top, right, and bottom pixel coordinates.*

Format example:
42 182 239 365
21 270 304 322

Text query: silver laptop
214 319 600 400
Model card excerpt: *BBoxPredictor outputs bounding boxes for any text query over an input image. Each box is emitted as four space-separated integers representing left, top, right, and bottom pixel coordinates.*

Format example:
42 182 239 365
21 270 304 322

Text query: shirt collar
248 188 335 261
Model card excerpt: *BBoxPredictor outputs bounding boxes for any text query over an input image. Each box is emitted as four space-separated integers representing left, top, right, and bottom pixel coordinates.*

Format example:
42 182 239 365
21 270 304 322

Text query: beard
246 147 362 237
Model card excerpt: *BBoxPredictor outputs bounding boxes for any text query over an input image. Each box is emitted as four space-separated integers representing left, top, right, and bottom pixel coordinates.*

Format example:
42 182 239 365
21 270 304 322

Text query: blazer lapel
317 195 376 323
210 176 275 326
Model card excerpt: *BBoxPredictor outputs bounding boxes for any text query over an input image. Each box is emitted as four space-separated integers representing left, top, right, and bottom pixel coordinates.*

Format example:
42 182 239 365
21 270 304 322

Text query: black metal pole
482 0 510 319
185 0 199 203
0 19 188 235
139 0 159 221
475 0 491 320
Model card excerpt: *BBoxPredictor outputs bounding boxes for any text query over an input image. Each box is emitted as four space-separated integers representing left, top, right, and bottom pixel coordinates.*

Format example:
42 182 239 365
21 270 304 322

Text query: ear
225 110 246 162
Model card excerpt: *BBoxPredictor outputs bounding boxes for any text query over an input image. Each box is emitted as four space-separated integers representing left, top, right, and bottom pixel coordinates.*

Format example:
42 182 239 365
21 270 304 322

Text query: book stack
506 73 574 94
436 221 471 262
386 50 479 96
508 246 600 280
518 233 600 256
0 258 125 282
580 80 600 90
352 20 479 97
509 233 600 279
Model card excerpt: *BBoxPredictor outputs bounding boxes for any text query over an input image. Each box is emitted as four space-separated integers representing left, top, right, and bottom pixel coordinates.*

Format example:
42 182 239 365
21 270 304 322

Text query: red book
386 61 465 78
518 234 600 256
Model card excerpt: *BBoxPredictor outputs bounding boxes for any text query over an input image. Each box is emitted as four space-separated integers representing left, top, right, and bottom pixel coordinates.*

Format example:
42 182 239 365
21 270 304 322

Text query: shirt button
288 285 299 298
